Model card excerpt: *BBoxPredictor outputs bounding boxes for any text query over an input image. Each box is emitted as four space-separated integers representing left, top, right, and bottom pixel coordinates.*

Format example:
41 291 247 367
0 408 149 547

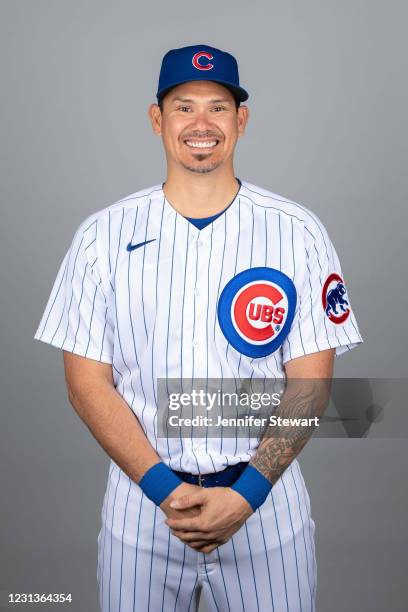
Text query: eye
178 106 192 112
211 106 227 112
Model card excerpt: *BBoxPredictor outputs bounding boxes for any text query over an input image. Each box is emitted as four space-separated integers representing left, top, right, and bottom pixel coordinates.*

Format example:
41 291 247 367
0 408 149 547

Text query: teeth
185 140 217 148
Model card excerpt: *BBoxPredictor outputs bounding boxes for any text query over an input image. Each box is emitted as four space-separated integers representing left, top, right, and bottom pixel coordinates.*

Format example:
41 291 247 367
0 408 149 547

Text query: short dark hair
158 90 241 113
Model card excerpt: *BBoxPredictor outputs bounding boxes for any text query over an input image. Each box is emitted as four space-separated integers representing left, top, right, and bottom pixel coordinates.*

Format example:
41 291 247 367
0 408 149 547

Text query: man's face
149 81 249 174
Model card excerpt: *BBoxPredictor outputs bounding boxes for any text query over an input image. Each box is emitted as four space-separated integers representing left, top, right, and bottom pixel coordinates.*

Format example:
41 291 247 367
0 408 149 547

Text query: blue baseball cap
156 44 249 104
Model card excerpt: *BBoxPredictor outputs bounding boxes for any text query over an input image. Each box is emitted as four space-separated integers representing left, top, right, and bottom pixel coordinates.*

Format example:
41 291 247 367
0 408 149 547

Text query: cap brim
157 78 249 103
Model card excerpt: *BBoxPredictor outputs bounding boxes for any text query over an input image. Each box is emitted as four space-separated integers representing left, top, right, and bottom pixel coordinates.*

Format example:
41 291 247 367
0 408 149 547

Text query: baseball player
34 44 363 611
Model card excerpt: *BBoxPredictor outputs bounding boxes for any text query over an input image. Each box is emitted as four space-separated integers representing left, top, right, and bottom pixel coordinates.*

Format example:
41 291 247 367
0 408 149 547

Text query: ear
148 103 162 135
237 105 249 136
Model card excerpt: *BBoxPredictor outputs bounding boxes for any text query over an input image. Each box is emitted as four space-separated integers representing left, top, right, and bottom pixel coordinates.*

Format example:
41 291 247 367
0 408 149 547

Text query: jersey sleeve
33 217 114 364
281 218 363 364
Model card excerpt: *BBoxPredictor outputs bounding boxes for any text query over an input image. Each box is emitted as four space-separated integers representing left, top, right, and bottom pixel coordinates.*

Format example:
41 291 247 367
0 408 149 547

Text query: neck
162 166 240 218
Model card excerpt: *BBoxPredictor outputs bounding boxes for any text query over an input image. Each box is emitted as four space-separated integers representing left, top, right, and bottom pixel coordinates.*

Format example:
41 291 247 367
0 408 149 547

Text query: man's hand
159 482 203 520
165 487 253 553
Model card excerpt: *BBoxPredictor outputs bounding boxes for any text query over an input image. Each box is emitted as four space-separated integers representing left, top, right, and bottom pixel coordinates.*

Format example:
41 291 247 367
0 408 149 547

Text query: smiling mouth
183 139 220 149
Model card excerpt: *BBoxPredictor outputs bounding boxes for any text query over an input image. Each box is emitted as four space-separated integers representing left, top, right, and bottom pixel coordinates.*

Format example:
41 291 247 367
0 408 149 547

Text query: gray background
1 0 407 610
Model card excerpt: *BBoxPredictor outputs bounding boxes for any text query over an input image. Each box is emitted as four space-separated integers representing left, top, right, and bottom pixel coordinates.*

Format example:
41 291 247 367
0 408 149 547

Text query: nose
189 108 216 132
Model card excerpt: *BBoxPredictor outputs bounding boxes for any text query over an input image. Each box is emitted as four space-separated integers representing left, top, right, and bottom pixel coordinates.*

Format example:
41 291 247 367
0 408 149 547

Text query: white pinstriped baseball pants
97 459 316 612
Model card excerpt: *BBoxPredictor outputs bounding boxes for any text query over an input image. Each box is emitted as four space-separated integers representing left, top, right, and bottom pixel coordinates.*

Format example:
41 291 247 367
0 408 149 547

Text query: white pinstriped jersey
34 180 363 473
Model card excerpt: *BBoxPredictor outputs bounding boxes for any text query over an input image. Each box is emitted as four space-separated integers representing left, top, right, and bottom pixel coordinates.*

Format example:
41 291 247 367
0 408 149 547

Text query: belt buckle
198 473 205 487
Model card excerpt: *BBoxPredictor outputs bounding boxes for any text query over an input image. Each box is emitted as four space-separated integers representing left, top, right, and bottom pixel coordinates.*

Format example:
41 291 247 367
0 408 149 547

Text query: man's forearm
67 379 161 483
249 378 331 485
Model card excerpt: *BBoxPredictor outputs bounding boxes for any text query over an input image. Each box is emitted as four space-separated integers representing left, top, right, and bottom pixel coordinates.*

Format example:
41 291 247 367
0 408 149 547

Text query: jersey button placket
188 233 211 463
181 230 199 379
192 234 209 379
181 231 199 472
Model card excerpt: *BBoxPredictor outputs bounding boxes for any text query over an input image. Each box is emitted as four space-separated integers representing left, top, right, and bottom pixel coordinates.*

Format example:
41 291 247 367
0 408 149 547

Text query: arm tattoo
249 378 332 486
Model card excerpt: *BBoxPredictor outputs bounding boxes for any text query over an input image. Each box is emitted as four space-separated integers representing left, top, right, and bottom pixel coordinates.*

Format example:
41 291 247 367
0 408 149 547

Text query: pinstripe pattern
270 490 290 612
96 460 317 611
34 180 361 611
258 504 276 611
290 464 313 610
132 491 144 610
108 468 121 611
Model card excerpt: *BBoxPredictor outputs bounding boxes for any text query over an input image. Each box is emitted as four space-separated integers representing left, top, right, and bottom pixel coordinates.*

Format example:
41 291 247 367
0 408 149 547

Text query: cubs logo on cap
322 272 350 324
217 268 297 358
192 51 214 71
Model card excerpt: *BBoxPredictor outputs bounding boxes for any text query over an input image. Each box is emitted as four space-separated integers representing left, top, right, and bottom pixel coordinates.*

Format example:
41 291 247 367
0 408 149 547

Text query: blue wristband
138 462 183 506
231 464 272 511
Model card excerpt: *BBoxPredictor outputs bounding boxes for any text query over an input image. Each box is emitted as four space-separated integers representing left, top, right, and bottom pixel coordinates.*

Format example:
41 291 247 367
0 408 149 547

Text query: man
34 44 363 611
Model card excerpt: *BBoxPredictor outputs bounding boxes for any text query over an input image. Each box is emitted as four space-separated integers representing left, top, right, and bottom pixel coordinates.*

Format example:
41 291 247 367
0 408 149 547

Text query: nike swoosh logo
126 238 156 252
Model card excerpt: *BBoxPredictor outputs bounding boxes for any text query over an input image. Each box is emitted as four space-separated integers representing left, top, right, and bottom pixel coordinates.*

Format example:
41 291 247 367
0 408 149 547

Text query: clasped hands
160 482 253 554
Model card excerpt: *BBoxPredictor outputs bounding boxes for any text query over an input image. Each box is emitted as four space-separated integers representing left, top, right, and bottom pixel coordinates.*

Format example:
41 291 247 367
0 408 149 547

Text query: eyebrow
170 96 233 104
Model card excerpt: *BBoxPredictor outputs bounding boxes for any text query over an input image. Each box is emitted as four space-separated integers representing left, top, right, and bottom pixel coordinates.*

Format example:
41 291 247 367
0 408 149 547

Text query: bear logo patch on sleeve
322 273 351 324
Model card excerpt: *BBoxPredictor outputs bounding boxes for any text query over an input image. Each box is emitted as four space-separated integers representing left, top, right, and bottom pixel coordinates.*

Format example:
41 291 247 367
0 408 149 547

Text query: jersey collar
160 177 243 238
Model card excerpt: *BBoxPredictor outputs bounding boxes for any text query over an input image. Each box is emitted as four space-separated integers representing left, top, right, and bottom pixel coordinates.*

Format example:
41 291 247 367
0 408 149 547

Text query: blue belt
172 461 249 488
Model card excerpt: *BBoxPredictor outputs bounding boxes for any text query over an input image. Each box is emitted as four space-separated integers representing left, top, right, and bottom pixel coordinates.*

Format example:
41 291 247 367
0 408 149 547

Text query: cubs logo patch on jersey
217 267 297 358
322 272 351 324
